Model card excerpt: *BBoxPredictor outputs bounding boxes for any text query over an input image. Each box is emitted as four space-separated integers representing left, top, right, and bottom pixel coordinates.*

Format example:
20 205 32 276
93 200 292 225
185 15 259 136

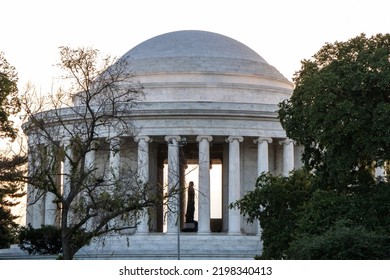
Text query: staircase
0 233 262 260
76 233 262 259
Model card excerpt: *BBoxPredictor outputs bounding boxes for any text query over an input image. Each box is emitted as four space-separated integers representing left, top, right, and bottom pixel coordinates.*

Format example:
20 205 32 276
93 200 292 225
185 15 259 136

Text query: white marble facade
25 30 299 259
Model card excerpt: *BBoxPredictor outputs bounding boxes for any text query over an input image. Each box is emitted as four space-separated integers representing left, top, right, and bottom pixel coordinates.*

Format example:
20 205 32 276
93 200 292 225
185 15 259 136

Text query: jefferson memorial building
24 30 301 259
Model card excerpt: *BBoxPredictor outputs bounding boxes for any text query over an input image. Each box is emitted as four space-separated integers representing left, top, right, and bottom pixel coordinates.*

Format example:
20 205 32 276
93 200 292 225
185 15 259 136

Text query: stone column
43 144 62 226
109 137 121 182
63 141 72 199
26 151 34 226
165 135 181 234
280 139 294 176
135 136 152 234
253 137 272 235
106 137 121 229
222 143 229 232
226 136 243 235
61 140 75 227
27 147 45 228
44 145 60 226
44 192 57 225
83 141 97 230
196 135 213 233
84 142 96 173
254 137 273 174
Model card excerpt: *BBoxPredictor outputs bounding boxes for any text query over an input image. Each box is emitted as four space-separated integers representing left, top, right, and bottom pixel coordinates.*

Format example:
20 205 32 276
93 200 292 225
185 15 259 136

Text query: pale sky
2 0 390 95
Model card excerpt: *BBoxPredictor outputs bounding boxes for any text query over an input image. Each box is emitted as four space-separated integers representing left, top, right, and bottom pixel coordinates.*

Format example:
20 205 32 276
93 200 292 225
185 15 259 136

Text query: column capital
225 136 244 143
254 137 273 144
89 139 100 151
108 136 121 145
164 135 181 144
134 135 152 143
109 137 121 154
279 138 295 145
196 135 213 142
280 138 295 176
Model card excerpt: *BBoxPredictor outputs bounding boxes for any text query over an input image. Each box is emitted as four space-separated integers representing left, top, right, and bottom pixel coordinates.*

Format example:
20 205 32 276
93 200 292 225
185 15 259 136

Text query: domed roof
125 30 267 63
121 30 289 82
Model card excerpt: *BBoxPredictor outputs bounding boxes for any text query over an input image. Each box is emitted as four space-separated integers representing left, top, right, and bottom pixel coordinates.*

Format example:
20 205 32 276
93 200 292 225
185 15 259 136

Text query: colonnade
26 135 296 235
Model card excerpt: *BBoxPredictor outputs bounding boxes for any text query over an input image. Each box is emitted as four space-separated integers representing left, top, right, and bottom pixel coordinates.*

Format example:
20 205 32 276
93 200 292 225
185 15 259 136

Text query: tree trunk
61 206 75 260
61 231 74 260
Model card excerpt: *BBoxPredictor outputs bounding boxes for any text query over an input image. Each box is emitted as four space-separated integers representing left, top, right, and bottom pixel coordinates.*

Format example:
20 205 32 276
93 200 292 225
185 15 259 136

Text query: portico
27 133 296 235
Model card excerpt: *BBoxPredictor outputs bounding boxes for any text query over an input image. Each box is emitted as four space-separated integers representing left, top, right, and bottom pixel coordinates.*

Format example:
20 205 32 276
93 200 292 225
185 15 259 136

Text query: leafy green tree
287 221 390 260
287 181 390 259
0 198 19 248
279 33 390 188
233 34 390 259
233 172 390 259
0 52 20 139
231 169 314 259
0 153 26 249
18 224 62 255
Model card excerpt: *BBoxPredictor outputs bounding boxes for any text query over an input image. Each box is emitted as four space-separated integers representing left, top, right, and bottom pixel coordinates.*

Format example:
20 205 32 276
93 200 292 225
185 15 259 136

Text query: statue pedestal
182 221 198 232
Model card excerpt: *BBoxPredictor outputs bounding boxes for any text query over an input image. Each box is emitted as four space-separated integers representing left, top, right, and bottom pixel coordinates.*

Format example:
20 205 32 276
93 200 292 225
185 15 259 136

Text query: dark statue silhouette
183 181 198 232
185 181 195 223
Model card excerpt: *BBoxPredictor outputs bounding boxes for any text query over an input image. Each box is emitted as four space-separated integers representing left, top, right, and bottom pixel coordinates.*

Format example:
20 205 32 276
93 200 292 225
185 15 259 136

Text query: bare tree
20 47 166 259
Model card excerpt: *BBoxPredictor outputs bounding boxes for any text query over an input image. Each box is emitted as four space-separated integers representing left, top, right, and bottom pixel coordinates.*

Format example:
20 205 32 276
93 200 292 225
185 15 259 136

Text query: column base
165 231 179 235
135 231 150 235
227 230 242 236
182 221 198 232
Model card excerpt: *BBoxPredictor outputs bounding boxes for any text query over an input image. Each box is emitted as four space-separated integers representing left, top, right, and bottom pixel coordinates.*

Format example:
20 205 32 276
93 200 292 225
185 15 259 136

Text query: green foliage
287 221 390 260
18 224 62 255
0 206 19 248
295 190 355 236
234 171 390 259
0 154 26 248
234 33 390 259
0 53 25 248
0 187 21 249
288 181 390 259
296 183 390 236
231 169 314 259
0 52 20 139
279 33 390 188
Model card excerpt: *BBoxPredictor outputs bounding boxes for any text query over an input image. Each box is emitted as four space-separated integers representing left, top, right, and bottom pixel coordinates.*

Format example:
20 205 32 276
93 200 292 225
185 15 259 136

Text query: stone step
0 234 262 260
76 233 262 259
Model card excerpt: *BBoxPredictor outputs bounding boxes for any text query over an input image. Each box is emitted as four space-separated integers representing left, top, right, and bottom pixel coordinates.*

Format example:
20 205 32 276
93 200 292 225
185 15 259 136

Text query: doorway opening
162 160 222 232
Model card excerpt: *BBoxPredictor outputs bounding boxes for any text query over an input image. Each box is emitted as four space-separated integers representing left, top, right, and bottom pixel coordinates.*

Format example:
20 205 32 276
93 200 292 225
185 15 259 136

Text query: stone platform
76 233 262 260
0 233 261 260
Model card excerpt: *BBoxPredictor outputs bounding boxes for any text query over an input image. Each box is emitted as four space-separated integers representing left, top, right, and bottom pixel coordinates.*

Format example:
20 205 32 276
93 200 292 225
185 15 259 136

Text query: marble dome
119 30 293 104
